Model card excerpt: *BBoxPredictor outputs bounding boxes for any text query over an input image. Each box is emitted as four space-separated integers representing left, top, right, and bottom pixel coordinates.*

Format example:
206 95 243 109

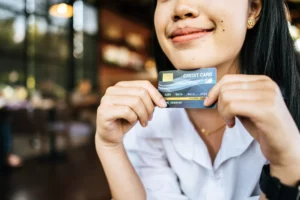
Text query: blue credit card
158 68 217 108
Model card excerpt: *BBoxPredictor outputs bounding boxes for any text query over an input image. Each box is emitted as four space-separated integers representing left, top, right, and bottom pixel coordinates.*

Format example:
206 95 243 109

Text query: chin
170 56 216 71
165 45 219 70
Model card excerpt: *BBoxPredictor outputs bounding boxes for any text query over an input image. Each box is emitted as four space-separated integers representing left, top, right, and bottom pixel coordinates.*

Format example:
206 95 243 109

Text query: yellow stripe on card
165 97 206 101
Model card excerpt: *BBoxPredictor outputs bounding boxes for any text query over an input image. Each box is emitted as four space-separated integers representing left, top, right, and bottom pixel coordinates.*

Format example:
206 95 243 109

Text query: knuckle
123 106 131 115
220 83 229 93
221 90 230 103
264 77 279 89
264 80 274 89
131 114 138 122
143 80 151 85
272 82 280 93
222 74 231 82
97 105 102 114
143 80 152 88
105 86 114 94
115 81 125 86
263 75 272 81
100 96 107 105
132 96 142 107
267 81 280 96
227 101 236 113
138 88 148 98
97 105 106 118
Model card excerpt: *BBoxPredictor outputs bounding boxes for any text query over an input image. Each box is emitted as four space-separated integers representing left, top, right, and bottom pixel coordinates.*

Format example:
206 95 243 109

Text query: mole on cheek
220 20 225 32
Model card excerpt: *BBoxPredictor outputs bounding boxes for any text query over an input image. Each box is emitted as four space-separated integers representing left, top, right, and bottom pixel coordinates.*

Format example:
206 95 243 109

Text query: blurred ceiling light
126 33 145 49
9 71 19 83
3 86 14 99
145 59 156 70
105 26 122 40
27 76 36 90
49 3 73 18
15 87 28 101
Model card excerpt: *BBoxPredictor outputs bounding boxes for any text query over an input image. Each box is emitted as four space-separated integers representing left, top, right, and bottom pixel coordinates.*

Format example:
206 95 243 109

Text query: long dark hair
152 0 300 129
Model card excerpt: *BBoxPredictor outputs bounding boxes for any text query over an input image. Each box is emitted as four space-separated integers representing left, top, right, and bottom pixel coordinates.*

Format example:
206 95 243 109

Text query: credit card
158 68 217 108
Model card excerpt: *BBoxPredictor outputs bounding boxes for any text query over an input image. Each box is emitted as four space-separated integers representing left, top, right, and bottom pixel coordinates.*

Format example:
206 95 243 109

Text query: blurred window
0 0 98 90
0 3 26 84
0 0 72 90
0 0 25 11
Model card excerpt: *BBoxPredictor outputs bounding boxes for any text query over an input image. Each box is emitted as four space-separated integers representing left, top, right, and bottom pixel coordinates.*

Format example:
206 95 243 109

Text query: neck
215 57 240 81
185 58 240 132
186 59 240 163
185 108 225 134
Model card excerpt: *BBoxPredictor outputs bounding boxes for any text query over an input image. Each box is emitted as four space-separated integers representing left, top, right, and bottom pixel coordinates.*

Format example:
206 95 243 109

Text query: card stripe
165 97 206 101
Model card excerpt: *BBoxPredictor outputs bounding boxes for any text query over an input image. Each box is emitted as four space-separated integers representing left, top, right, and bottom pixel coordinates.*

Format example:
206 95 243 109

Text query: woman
96 0 300 199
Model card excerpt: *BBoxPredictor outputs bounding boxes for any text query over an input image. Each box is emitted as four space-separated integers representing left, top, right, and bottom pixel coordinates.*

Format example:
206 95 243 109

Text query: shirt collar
213 118 254 170
169 109 254 170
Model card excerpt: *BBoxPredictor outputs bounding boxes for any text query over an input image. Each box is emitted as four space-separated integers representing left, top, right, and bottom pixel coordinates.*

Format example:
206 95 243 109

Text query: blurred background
0 0 299 199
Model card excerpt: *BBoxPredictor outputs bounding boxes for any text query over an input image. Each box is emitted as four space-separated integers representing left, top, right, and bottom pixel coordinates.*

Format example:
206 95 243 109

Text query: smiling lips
170 27 214 43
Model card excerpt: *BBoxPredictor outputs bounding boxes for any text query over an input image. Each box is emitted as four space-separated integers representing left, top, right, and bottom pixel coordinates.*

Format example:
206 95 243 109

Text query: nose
173 0 199 22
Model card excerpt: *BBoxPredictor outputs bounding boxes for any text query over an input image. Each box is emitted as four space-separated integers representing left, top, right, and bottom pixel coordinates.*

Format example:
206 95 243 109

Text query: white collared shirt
123 108 268 200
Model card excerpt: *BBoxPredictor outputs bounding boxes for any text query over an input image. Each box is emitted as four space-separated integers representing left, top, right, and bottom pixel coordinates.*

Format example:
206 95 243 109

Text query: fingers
217 89 270 127
101 95 150 127
100 80 167 129
116 81 167 108
99 105 138 125
97 81 167 146
105 86 155 119
220 100 265 128
205 75 271 106
213 77 280 128
219 79 277 93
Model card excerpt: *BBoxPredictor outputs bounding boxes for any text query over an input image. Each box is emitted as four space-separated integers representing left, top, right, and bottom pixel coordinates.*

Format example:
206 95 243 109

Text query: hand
204 75 300 182
96 81 167 148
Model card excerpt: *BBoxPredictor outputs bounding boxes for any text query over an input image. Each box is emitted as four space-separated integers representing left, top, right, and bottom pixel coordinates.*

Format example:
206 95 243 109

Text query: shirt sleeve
123 124 189 200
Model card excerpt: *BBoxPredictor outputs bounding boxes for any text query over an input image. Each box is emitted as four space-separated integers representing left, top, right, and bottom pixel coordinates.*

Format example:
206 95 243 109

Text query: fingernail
227 122 235 128
140 121 145 127
160 99 167 108
150 114 153 121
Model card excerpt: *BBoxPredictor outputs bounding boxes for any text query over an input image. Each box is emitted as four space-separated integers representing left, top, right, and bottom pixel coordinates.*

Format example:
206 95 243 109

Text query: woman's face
154 0 256 70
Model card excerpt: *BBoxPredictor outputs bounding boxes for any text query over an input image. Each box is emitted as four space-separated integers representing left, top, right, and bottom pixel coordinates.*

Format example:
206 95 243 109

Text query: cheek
154 5 169 35
154 10 165 41
211 3 249 54
217 17 247 50
154 11 171 54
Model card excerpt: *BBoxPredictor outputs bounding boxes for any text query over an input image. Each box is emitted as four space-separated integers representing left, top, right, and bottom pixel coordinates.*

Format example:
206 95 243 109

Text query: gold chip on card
162 73 174 82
